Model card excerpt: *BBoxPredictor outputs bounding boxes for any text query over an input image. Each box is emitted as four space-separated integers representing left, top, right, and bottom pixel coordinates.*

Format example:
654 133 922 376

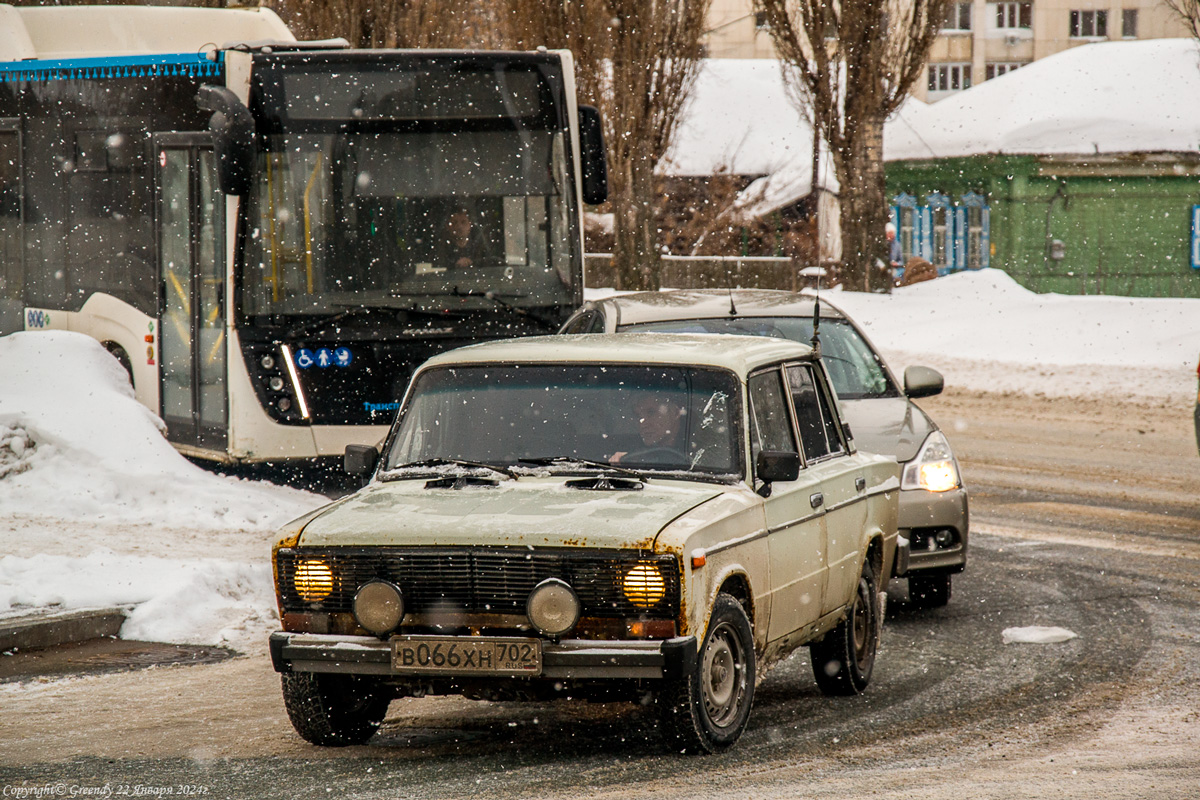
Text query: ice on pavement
1002 626 1079 644
0 331 324 649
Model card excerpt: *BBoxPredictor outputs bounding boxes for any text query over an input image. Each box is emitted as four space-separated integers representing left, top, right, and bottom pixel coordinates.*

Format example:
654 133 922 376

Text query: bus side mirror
344 444 380 477
197 85 255 196
578 105 608 205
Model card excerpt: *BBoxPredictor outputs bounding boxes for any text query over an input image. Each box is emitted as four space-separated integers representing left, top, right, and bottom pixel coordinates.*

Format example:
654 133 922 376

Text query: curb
0 607 128 652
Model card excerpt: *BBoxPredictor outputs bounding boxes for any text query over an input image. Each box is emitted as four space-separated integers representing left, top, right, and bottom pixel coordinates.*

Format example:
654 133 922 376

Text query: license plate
391 636 542 676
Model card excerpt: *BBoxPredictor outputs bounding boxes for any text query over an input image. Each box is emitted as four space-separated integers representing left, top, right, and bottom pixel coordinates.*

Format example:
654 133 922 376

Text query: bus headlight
901 431 962 493
623 563 666 608
294 559 335 602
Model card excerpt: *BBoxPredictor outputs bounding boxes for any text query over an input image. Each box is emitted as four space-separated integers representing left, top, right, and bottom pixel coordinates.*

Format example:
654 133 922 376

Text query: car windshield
621 317 895 400
383 365 742 478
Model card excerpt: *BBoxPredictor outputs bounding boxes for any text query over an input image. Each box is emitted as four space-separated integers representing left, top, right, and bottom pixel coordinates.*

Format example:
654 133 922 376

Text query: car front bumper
269 631 698 681
895 485 969 576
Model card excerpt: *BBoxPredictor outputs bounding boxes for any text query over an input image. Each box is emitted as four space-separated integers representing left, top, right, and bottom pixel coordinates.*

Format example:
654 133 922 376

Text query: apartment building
702 1 1192 101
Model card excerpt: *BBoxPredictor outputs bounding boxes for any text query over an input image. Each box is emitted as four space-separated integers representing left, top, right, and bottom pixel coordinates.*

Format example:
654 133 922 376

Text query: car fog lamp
934 529 954 548
623 563 666 609
353 581 405 636
526 578 581 637
294 559 335 602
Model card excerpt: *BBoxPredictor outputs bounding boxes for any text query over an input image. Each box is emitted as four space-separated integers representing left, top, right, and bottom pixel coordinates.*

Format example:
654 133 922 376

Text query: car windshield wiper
517 457 646 481
385 458 517 480
448 288 560 331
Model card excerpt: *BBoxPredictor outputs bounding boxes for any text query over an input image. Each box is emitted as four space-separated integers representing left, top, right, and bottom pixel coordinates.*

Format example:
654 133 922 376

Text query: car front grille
276 546 680 619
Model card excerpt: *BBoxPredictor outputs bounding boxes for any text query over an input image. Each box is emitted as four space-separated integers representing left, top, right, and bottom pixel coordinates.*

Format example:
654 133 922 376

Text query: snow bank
0 331 320 530
0 331 325 648
1002 626 1079 644
828 270 1199 403
0 549 276 648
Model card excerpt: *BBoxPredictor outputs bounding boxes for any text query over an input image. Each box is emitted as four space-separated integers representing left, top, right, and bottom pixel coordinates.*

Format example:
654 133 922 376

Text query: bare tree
1165 0 1200 39
503 0 710 290
266 0 507 49
755 0 950 291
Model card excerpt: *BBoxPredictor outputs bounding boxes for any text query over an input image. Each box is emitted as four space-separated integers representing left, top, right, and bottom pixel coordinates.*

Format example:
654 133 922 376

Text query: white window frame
985 62 1024 80
1070 9 1108 38
994 1 1032 29
943 1 973 31
927 63 973 93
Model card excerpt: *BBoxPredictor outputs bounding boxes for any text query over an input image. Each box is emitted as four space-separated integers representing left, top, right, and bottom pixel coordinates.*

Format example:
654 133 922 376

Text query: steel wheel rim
851 575 874 667
702 621 746 728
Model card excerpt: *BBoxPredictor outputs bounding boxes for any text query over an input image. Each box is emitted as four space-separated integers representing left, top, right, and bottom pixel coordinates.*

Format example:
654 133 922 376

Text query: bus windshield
240 59 578 320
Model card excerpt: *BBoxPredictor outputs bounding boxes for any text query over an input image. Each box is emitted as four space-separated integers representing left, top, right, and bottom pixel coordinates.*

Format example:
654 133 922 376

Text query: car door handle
810 492 824 509
855 477 866 492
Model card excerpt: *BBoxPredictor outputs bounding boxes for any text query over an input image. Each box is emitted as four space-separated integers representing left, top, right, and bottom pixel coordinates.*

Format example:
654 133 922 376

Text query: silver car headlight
901 431 962 493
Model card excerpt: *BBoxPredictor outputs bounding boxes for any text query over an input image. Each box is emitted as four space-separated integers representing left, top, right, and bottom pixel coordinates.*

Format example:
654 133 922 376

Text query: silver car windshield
622 318 895 400
384 365 741 477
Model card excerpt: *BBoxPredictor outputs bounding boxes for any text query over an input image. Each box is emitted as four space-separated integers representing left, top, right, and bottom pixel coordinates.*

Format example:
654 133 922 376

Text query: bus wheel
103 343 134 389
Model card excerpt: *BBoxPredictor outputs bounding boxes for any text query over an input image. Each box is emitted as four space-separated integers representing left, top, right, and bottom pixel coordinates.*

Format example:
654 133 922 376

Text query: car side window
748 369 798 468
785 365 846 463
561 311 596 334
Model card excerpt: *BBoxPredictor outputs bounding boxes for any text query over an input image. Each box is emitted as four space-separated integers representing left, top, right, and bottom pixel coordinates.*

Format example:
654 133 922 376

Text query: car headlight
623 563 666 608
901 431 962 493
526 578 581 637
294 558 335 602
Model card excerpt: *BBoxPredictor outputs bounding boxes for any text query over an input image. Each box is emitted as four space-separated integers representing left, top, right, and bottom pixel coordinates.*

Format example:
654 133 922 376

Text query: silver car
561 289 968 607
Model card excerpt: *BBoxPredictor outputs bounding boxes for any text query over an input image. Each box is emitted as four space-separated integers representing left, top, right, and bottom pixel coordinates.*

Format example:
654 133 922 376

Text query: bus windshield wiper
386 457 517 479
517 457 646 480
449 288 560 331
281 304 464 341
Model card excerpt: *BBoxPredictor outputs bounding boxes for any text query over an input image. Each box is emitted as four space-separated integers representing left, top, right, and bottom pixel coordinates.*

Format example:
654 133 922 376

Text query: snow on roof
661 59 816 178
886 38 1200 160
667 41 1200 216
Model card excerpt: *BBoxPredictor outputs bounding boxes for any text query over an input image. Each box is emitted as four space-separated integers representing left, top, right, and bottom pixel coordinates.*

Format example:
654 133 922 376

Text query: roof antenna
727 286 737 316
811 277 822 359
725 261 737 316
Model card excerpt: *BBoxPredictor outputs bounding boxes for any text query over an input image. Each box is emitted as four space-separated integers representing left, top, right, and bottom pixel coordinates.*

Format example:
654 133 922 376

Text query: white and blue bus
0 5 606 462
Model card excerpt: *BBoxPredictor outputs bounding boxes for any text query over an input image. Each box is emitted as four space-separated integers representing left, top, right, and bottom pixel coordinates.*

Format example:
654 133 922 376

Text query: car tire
909 573 952 608
657 593 756 754
810 557 881 696
280 672 391 747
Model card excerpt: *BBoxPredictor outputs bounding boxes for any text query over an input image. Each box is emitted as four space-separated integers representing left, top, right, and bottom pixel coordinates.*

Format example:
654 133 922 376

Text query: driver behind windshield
611 393 686 465
435 205 490 270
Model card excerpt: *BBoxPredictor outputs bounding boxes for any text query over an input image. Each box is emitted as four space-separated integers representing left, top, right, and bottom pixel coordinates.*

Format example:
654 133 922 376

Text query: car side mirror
904 365 944 399
756 450 800 496
344 444 380 477
578 105 608 205
197 85 255 196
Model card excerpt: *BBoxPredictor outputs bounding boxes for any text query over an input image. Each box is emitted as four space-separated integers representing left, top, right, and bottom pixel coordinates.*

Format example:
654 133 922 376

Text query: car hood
841 396 937 464
297 476 726 550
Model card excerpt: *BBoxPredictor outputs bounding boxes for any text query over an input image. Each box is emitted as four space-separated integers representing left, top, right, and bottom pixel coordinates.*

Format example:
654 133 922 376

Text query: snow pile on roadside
0 549 276 649
827 270 1199 404
0 330 321 530
0 331 325 648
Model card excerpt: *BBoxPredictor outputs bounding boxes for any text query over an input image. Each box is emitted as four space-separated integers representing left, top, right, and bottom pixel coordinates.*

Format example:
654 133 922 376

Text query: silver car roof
420 332 815 378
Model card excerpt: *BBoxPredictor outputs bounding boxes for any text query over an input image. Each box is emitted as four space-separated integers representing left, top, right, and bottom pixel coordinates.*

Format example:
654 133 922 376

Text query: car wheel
909 573 952 608
657 593 756 754
810 557 881 696
280 672 391 746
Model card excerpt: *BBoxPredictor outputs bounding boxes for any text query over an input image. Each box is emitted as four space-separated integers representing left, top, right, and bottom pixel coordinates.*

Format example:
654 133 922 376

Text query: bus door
154 134 227 451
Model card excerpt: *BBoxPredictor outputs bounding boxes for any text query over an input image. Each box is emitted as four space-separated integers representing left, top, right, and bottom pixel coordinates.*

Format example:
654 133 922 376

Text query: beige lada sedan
269 334 900 753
